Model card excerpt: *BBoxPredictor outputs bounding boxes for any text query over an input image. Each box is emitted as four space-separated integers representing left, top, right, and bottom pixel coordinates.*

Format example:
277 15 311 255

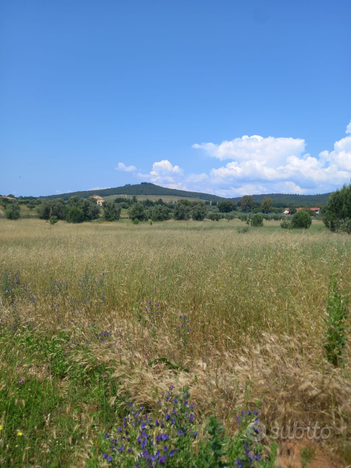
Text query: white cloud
138 160 185 188
115 162 137 172
193 135 305 164
318 123 351 171
193 123 351 194
89 187 111 191
125 121 351 196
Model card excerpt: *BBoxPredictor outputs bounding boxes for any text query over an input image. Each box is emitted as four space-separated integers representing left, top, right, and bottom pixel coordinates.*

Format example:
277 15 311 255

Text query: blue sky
1 0 351 197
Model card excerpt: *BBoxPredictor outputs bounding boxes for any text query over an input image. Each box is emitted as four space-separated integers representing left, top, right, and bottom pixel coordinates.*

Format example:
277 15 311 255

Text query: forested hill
231 192 331 207
41 183 332 206
41 183 228 202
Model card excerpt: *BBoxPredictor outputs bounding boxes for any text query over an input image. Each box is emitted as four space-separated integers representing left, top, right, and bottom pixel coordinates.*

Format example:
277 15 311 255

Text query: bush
173 203 191 220
191 204 207 221
322 184 351 232
280 218 291 229
103 201 121 221
151 205 171 222
129 203 147 221
250 213 263 227
217 200 237 212
37 199 67 220
66 207 85 223
291 210 312 229
5 203 20 220
208 212 221 221
224 212 236 221
67 196 100 221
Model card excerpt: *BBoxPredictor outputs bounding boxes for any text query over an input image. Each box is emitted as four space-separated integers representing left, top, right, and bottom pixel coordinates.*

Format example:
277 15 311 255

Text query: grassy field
0 218 350 467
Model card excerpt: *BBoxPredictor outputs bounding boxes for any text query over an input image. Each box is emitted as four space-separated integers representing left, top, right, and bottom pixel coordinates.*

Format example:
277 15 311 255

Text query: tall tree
240 195 255 212
261 196 273 213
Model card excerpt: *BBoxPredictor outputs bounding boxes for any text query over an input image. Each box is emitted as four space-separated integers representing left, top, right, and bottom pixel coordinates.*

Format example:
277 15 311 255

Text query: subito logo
246 421 266 442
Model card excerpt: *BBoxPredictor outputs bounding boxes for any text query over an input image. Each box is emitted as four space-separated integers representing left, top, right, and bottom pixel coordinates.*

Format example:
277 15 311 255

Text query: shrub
339 218 351 234
66 207 85 223
217 200 237 213
173 203 191 221
129 203 147 221
237 226 249 233
151 205 171 222
67 196 100 221
191 204 207 221
291 210 312 229
133 218 139 225
322 183 351 232
280 218 291 229
5 203 20 220
208 212 221 221
250 213 263 227
103 201 121 221
224 212 235 221
37 199 67 220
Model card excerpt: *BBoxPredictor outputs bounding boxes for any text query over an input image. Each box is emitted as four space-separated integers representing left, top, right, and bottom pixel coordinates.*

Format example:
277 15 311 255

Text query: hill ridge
41 183 332 206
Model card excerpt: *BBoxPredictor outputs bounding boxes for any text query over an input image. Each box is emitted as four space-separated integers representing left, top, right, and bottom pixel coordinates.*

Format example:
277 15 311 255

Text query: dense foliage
291 210 312 229
322 184 351 233
5 203 20 220
103 201 122 221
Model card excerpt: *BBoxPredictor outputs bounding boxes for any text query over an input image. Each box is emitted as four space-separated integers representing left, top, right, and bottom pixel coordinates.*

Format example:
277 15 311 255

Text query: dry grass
0 218 350 464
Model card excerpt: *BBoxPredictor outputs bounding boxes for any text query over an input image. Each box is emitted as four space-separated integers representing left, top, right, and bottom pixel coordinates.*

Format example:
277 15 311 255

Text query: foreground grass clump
0 218 351 466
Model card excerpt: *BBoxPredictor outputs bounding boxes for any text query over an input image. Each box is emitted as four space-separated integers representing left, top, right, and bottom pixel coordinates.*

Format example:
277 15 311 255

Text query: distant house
296 207 320 214
89 195 104 206
0 196 16 200
283 208 291 215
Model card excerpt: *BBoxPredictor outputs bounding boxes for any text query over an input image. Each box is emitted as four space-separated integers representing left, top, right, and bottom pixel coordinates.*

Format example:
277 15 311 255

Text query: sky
0 0 351 198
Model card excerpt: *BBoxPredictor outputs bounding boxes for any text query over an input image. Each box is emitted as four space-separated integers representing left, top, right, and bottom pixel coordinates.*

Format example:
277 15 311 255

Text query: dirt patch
277 438 344 468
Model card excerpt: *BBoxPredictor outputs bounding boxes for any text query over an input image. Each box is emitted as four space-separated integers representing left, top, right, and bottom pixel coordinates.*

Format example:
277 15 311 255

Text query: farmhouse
89 195 104 206
296 207 320 214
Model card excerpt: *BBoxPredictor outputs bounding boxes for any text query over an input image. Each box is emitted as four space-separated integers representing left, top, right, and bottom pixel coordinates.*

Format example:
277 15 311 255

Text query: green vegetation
36 183 332 207
0 218 350 466
191 204 207 221
250 213 264 227
66 206 85 223
323 274 349 367
322 183 351 233
240 195 255 212
261 196 273 213
103 201 122 221
5 203 20 220
291 210 312 229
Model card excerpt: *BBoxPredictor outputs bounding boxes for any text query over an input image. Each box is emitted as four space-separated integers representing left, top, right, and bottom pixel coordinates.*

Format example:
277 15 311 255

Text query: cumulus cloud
138 160 185 188
193 123 351 194
115 162 137 172
319 122 351 172
125 121 351 196
193 135 305 164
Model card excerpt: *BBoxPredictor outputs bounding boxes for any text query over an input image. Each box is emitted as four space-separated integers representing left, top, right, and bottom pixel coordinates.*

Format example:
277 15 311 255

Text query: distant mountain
41 183 332 207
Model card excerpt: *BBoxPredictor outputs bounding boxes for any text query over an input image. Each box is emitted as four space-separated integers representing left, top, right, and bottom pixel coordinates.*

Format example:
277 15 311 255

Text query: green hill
40 183 332 207
232 192 331 207
41 183 227 202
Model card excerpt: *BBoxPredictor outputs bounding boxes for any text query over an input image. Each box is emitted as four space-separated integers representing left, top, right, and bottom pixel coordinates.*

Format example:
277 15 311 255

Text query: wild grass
0 218 350 466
